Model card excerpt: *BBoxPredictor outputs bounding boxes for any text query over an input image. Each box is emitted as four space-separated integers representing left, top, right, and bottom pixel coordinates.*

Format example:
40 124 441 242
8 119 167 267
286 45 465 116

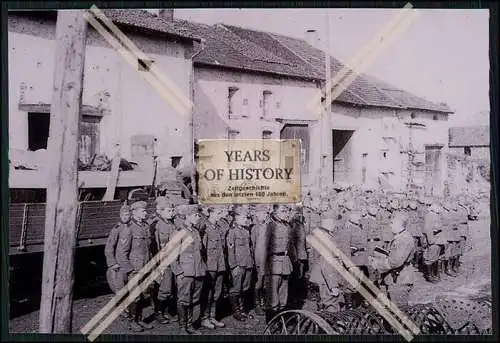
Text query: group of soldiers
104 198 307 334
303 186 475 313
103 185 478 334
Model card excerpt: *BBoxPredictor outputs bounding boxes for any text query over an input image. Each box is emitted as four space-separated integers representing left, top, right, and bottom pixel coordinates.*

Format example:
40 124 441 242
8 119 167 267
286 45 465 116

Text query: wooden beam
39 10 87 334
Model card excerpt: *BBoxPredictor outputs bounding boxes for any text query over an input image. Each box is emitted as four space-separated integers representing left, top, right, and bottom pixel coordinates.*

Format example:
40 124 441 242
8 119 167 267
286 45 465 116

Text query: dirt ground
9 202 492 336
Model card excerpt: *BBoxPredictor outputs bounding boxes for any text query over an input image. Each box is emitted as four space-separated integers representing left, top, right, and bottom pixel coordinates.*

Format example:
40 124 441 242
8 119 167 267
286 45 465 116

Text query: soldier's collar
131 218 146 226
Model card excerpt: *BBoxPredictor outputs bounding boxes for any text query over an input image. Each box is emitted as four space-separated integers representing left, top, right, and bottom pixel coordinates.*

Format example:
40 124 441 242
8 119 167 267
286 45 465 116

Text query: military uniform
151 197 177 324
309 212 344 313
361 205 382 282
440 202 456 277
201 212 227 328
405 200 422 268
171 204 206 334
456 200 469 272
115 200 154 331
377 199 393 247
379 225 416 307
263 205 294 321
104 219 129 294
251 205 270 316
226 206 254 321
422 203 444 282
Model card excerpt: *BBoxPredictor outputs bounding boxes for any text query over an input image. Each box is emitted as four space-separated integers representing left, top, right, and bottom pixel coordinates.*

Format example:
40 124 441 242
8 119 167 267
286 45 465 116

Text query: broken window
28 112 50 151
27 111 100 164
464 146 471 156
262 130 272 139
171 156 182 168
262 90 273 118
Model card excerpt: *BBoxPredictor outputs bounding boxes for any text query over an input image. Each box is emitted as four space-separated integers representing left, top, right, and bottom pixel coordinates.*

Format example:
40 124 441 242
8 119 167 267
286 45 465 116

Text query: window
362 153 368 184
262 130 272 139
28 111 100 164
228 129 239 140
433 114 438 121
464 147 471 156
228 86 239 115
262 90 273 118
410 112 416 119
280 124 309 173
28 112 50 151
171 156 182 168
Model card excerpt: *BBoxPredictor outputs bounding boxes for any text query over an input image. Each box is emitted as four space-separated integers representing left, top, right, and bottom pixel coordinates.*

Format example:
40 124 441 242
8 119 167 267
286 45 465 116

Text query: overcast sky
173 8 490 126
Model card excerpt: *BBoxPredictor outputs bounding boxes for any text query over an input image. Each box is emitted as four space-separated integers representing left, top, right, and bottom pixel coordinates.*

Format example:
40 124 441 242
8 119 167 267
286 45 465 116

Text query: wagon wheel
263 310 336 335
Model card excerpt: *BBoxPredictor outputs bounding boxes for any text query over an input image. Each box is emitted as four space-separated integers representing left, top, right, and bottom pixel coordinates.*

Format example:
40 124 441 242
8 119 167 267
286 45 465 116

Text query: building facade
8 10 198 189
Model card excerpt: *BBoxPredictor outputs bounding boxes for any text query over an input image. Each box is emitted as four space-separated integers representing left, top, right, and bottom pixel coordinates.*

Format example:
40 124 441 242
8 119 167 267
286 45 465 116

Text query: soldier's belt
367 238 381 242
270 252 287 256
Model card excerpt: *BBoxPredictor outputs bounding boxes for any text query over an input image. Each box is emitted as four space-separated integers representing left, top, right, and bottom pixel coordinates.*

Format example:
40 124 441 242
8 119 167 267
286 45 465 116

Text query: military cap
429 202 442 214
408 200 418 210
155 196 173 210
349 212 362 226
390 198 400 210
254 204 271 213
234 204 251 216
400 199 409 210
176 204 200 216
120 203 131 214
344 200 355 211
131 200 147 211
360 208 368 217
367 205 378 216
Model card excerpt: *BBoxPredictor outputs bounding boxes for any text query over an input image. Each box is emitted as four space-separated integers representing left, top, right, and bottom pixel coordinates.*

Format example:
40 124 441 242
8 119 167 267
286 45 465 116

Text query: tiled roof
101 9 200 42
173 19 319 80
449 126 490 147
193 22 452 113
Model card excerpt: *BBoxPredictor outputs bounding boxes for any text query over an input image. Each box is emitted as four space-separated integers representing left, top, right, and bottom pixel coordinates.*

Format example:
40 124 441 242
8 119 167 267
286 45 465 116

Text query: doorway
424 145 443 196
332 130 354 183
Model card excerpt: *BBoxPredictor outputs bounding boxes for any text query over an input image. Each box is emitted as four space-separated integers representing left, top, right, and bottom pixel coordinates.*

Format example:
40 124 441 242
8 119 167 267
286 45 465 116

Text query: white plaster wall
8 23 192 166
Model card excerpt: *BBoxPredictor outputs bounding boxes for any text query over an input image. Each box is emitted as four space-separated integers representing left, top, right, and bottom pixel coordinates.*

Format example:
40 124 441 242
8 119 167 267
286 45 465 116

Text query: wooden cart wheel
263 310 336 335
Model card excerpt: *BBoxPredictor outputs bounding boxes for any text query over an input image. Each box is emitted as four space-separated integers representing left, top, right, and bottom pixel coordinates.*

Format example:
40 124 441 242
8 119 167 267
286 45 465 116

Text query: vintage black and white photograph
7 6 492 338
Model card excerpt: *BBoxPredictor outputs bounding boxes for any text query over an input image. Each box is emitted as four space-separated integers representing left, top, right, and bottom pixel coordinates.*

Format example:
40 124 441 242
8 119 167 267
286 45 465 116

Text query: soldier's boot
423 264 434 282
155 299 171 324
183 305 200 335
200 301 215 330
343 293 354 310
208 298 225 328
254 289 265 316
432 261 441 282
445 259 458 277
240 294 251 319
230 295 246 321
127 303 144 332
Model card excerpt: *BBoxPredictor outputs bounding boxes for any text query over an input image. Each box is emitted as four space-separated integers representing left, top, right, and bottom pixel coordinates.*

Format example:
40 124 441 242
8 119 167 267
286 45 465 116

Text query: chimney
158 9 174 21
305 29 319 48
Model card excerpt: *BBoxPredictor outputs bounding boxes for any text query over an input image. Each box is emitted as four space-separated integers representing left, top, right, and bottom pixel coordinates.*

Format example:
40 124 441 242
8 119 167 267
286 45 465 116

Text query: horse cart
263 291 492 335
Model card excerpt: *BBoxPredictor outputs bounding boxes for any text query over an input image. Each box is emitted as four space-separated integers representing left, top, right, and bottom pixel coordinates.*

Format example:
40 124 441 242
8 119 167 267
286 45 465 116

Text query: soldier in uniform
361 204 383 283
455 197 470 273
171 204 206 334
309 211 344 313
440 200 456 277
251 204 271 316
104 203 132 319
200 206 227 329
151 197 177 324
405 199 422 268
341 212 367 309
422 201 444 283
115 200 154 331
447 200 462 276
287 205 308 310
263 204 294 322
377 197 392 249
374 212 416 307
226 205 254 321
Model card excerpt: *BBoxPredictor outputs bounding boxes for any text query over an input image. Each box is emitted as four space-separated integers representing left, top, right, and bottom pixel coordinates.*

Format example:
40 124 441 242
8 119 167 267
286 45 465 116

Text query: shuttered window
280 124 309 173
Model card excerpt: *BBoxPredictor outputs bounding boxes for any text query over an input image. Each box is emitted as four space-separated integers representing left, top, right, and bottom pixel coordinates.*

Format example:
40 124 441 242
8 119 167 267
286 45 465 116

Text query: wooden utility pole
39 10 88 334
323 12 333 186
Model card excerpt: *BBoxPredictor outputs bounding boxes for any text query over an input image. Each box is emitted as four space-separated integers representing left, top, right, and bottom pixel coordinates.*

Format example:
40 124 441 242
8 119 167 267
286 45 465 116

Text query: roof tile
449 126 489 147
